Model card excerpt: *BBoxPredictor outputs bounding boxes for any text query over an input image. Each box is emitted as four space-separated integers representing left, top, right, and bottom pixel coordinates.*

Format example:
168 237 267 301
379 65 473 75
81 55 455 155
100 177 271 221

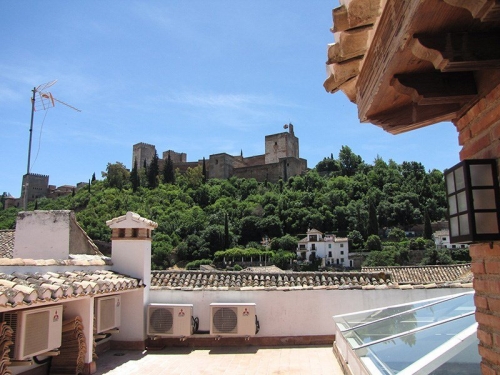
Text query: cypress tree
202 157 207 183
368 201 379 236
147 151 160 188
424 208 433 240
224 212 230 250
163 153 175 184
130 159 140 192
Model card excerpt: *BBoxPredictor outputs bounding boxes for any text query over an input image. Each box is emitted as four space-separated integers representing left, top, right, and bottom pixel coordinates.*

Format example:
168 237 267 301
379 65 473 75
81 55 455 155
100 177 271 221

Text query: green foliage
214 248 274 261
388 228 406 242
270 234 298 251
366 235 382 251
186 259 213 270
0 149 449 269
271 250 296 269
348 230 364 250
102 162 130 190
233 264 243 271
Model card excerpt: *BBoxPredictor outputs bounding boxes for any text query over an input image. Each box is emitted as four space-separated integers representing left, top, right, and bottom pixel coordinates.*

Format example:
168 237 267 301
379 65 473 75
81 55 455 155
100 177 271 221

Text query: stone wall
454 82 500 375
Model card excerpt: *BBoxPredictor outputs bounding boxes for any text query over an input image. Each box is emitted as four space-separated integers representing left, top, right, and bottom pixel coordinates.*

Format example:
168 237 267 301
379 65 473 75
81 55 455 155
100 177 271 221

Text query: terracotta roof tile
362 264 472 285
0 230 14 259
151 266 473 291
0 270 142 308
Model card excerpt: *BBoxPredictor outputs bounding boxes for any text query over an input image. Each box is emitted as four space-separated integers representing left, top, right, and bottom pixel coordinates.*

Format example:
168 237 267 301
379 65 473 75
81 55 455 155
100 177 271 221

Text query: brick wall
454 82 500 374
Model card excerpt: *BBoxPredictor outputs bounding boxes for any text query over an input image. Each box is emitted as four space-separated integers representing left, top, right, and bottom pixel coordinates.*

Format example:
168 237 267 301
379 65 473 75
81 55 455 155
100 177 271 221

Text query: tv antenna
23 80 81 209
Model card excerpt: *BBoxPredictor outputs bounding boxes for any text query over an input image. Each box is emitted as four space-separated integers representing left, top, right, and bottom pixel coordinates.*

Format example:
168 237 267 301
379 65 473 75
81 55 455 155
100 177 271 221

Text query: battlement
25 173 49 179
133 142 155 149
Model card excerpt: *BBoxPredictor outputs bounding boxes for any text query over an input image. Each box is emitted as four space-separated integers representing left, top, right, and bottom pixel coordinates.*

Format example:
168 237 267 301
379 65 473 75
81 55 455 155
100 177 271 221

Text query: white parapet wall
150 287 472 337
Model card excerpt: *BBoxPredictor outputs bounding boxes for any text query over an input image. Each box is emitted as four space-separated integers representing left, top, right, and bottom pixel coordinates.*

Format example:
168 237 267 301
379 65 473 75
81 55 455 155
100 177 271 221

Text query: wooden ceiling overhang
325 0 500 134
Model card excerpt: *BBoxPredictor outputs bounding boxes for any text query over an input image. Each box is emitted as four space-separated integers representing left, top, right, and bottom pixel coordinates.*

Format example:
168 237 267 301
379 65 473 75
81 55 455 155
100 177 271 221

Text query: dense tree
147 151 160 188
0 147 450 269
130 159 140 192
366 235 382 251
338 145 364 177
163 153 175 184
102 162 130 190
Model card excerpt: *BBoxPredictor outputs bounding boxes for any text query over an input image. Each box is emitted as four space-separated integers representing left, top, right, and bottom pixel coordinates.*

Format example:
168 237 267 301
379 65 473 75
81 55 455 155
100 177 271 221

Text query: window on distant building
328 244 332 248
336 259 340 265
328 251 332 257
341 251 344 255
132 228 138 238
341 258 344 263
340 243 344 248
119 229 125 238
443 237 447 241
312 244 316 250
309 235 318 241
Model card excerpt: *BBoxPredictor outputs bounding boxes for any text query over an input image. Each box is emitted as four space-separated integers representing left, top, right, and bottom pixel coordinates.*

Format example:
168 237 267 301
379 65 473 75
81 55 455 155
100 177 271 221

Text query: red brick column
454 83 500 375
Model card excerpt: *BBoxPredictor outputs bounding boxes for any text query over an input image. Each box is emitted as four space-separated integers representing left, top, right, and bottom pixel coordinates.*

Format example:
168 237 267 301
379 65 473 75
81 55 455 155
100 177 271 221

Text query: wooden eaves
325 0 500 134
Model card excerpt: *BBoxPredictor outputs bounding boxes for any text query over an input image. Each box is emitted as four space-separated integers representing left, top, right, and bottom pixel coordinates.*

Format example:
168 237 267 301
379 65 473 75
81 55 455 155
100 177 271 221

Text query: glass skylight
333 292 480 375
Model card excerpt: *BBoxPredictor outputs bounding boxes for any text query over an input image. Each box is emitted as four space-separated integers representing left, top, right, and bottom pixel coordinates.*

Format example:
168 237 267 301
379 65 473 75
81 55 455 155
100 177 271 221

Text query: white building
296 228 351 268
434 229 469 250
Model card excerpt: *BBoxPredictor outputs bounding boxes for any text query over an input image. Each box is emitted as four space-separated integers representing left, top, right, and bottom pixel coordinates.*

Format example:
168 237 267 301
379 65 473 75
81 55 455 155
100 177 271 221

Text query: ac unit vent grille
213 307 238 334
98 297 116 332
25 310 50 357
150 308 174 334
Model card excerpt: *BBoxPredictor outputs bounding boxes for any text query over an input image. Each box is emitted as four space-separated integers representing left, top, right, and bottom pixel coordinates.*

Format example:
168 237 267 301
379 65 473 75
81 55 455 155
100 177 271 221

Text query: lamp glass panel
472 189 497 210
448 195 458 215
446 172 456 194
459 214 470 236
475 212 499 234
450 217 459 237
454 167 465 191
469 164 493 187
457 191 468 213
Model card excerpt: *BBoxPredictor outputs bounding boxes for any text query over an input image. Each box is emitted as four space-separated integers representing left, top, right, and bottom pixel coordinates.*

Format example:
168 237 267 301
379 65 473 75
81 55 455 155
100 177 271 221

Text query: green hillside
0 147 449 269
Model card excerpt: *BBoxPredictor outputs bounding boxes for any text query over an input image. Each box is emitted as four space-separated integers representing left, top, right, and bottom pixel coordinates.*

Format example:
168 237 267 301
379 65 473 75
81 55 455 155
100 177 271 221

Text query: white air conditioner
3 305 63 360
95 295 121 333
147 304 194 337
210 303 258 336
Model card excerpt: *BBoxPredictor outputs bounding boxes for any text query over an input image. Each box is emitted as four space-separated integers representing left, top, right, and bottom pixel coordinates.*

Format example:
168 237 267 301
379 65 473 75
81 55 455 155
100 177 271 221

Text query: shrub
185 259 213 270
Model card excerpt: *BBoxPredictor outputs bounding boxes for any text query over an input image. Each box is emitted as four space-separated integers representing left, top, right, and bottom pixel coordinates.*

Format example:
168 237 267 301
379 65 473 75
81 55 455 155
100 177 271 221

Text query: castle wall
233 157 307 183
162 150 186 163
208 153 234 179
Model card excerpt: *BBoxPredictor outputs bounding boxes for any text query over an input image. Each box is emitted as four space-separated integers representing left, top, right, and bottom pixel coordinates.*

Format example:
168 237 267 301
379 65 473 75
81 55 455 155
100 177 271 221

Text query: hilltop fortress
133 124 307 183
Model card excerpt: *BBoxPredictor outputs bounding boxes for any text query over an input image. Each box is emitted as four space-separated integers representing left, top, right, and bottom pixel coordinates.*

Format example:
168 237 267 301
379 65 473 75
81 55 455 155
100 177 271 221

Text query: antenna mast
23 80 81 210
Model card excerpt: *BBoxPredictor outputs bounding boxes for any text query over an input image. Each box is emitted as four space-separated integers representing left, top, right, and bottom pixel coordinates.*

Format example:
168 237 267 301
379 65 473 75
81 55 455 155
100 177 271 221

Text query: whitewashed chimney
106 212 157 344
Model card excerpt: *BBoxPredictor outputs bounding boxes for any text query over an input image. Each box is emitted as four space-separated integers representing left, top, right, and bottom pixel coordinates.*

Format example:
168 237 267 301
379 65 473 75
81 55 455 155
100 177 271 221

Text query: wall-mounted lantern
445 159 500 243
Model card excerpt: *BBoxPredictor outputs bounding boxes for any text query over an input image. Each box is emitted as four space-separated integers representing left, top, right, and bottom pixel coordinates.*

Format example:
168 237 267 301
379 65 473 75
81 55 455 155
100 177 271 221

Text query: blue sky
0 1 461 197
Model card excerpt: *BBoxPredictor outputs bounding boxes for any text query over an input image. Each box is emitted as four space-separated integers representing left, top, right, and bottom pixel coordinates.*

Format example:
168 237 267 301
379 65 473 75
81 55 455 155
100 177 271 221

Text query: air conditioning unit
147 304 194 337
210 303 258 336
3 305 63 360
95 295 121 333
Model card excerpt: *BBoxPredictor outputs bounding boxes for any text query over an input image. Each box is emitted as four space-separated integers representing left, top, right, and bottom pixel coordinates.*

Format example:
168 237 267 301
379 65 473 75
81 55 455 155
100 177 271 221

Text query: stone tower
264 123 299 165
20 173 49 203
132 143 156 168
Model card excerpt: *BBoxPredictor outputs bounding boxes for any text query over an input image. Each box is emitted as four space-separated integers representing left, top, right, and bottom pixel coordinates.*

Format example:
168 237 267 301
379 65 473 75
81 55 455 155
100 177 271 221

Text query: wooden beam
444 0 500 22
369 102 462 133
332 0 382 33
324 58 362 94
391 72 478 105
327 26 371 64
411 32 500 72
